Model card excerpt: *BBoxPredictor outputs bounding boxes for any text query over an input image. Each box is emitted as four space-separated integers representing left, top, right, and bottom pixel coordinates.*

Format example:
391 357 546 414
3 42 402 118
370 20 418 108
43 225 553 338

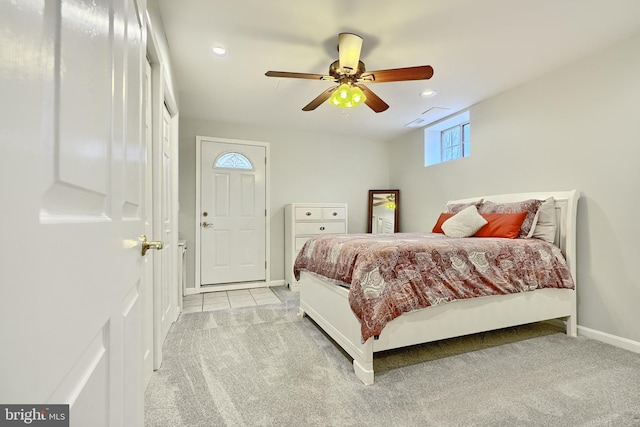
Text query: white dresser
284 203 348 289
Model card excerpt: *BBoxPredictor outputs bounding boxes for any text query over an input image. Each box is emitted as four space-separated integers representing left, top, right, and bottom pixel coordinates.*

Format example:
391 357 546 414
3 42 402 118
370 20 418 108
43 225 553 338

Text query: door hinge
265 261 267 269
265 209 267 217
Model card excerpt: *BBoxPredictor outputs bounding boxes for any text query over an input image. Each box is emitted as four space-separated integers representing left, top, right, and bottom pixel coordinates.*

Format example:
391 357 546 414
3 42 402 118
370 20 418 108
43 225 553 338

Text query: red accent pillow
432 213 455 233
474 212 528 238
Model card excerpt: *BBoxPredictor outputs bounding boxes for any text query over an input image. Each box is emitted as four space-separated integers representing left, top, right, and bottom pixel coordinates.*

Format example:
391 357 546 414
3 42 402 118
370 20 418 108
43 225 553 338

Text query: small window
441 122 470 162
214 152 253 170
424 111 470 167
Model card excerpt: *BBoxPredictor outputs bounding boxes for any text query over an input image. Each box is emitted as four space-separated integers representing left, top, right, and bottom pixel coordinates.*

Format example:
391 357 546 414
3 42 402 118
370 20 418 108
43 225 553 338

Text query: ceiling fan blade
359 65 434 83
302 87 337 111
338 33 363 75
265 71 335 81
357 84 389 113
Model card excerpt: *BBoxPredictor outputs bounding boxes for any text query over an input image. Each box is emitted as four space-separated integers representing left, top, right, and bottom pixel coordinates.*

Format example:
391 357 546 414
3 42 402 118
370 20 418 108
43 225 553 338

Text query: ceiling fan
265 33 434 113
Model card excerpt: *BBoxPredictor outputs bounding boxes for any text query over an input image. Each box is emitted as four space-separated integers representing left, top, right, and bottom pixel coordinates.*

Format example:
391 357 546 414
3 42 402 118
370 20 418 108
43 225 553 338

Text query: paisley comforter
293 232 575 341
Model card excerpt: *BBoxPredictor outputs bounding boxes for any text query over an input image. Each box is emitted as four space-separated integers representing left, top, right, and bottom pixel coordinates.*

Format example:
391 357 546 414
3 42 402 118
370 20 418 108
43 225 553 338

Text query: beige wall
178 119 391 289
389 34 640 344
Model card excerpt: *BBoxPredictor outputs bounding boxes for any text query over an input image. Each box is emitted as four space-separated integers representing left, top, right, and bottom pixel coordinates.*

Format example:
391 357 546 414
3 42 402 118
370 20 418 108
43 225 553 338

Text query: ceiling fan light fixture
328 84 366 109
338 84 350 100
350 86 365 106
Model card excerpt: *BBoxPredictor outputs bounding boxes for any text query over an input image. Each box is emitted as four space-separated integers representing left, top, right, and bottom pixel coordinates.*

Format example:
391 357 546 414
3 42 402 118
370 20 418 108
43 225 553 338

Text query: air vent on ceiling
404 118 426 128
421 106 451 116
406 107 454 128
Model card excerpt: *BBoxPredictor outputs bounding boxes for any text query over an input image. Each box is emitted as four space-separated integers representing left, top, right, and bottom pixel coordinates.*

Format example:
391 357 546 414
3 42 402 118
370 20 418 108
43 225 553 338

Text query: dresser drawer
322 207 346 220
295 207 322 220
295 222 346 235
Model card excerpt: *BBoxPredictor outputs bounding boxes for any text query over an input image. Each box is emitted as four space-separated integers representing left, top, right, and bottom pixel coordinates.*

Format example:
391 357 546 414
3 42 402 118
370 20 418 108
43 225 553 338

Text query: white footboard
299 272 576 385
299 275 374 385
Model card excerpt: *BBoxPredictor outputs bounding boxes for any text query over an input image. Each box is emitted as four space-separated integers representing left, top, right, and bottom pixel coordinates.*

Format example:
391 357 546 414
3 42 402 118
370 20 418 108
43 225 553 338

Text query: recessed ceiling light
420 89 438 98
211 46 227 57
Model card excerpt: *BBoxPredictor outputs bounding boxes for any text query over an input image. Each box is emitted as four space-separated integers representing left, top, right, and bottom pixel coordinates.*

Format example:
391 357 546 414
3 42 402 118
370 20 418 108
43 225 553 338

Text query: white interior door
0 1 146 425
154 104 175 367
200 141 267 286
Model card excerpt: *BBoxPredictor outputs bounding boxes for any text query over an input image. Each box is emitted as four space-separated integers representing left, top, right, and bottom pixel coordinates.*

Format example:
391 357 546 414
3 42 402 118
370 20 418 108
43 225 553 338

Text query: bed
294 190 580 385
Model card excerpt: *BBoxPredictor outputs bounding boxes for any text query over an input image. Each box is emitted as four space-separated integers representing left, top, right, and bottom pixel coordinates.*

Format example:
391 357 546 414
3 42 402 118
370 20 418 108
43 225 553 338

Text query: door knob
202 221 213 228
140 234 164 256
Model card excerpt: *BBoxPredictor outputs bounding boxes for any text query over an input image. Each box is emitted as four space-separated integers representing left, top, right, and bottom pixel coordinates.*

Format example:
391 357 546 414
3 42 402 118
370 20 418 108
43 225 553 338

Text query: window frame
440 121 470 162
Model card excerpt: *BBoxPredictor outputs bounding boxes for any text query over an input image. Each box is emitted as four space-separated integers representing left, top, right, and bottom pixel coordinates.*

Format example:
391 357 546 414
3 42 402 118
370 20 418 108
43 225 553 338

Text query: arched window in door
214 152 254 170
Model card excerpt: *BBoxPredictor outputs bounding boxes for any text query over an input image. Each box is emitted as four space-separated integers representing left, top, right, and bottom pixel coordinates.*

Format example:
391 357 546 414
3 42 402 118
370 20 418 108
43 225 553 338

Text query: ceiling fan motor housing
330 60 366 82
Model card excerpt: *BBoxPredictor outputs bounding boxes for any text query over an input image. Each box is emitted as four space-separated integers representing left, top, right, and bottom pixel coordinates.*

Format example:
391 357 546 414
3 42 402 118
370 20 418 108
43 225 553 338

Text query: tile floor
181 287 281 314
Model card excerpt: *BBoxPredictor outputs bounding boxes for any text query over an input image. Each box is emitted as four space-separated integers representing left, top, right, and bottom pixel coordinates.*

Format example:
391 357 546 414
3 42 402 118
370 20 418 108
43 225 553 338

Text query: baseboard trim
577 325 640 354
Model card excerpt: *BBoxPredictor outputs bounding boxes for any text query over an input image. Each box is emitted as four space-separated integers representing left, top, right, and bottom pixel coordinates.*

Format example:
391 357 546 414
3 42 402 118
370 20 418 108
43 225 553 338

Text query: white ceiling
156 0 640 141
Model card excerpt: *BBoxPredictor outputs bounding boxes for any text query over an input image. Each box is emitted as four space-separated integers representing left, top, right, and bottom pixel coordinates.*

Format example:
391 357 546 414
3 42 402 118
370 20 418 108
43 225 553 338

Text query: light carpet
145 287 640 426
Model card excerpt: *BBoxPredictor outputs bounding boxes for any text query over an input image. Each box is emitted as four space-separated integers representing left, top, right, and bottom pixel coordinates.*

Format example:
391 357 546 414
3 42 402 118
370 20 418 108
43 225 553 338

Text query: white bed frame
298 190 580 385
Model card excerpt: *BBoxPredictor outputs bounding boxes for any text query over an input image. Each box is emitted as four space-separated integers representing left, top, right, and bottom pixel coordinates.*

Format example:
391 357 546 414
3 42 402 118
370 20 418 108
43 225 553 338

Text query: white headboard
448 190 580 283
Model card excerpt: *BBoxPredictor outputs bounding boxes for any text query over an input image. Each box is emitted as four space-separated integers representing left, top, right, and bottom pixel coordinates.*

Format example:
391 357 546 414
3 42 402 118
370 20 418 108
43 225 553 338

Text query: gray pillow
529 197 557 244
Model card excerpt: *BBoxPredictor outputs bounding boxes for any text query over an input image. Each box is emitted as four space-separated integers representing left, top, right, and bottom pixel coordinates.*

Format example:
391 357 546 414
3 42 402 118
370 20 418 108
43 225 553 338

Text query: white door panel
161 105 174 341
0 1 145 425
144 27 180 368
200 141 266 285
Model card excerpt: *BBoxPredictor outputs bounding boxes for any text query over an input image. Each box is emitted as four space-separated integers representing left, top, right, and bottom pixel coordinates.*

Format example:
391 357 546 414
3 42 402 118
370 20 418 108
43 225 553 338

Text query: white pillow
441 205 488 238
529 197 557 243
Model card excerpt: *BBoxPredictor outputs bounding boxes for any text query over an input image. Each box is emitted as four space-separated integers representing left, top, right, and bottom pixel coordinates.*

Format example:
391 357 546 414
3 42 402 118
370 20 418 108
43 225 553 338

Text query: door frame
194 136 271 293
142 57 154 387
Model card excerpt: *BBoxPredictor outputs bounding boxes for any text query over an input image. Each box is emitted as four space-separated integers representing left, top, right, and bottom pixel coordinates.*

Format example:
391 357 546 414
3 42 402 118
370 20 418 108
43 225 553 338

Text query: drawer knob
306 211 311 216
332 212 338 216
319 226 325 231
